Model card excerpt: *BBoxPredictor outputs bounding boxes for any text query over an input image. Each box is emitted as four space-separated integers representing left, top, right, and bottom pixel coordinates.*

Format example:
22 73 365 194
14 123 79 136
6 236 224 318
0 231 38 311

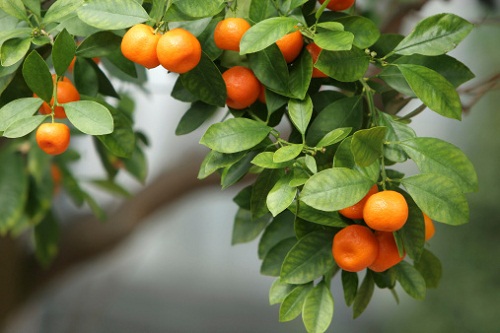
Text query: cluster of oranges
333 186 435 273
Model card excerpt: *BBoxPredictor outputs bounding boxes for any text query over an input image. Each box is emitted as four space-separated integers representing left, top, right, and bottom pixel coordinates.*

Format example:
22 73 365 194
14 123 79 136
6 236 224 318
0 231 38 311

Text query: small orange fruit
339 184 378 220
68 56 100 72
36 123 71 155
318 0 356 11
363 190 409 232
214 17 251 52
332 224 379 272
36 75 80 119
305 42 328 78
157 28 202 73
276 30 304 63
258 84 266 104
51 163 62 194
222 66 261 109
369 231 405 272
423 213 435 241
121 23 161 69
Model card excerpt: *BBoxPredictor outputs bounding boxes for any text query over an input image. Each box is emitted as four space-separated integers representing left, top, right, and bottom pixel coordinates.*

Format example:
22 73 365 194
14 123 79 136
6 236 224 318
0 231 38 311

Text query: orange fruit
369 231 405 272
214 17 251 52
36 123 71 155
339 184 378 220
157 28 202 74
276 29 303 63
332 224 379 272
363 190 409 232
51 163 62 194
258 84 266 104
222 66 261 109
36 75 80 119
121 23 161 69
68 56 100 72
305 42 328 78
423 213 435 241
318 0 356 11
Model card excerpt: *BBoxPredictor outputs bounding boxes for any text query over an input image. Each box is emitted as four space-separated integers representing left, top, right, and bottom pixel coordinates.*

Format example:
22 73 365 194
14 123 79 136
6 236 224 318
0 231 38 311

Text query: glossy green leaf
316 47 369 82
258 210 296 259
200 118 271 153
0 150 27 233
43 0 84 24
351 126 387 167
401 173 469 225
74 57 99 97
232 208 270 245
76 31 121 58
341 270 358 306
392 261 426 300
22 50 53 103
251 168 283 219
0 0 28 21
1 37 31 67
289 49 313 100
77 0 149 30
280 230 336 284
396 191 425 261
352 271 375 319
267 173 297 217
180 51 226 107
393 13 473 56
269 278 295 305
273 144 303 164
249 0 279 23
65 100 114 135
220 151 256 189
315 24 353 51
240 16 299 55
302 282 334 333
398 64 462 120
175 101 217 136
288 201 347 228
52 29 75 76
164 0 224 20
261 237 297 276
0 97 42 131
399 137 478 193
198 150 245 179
334 15 380 49
316 127 351 148
96 105 135 158
378 112 415 163
252 152 293 169
279 283 313 322
248 44 291 97
288 95 312 135
414 249 442 289
301 167 372 212
3 114 46 138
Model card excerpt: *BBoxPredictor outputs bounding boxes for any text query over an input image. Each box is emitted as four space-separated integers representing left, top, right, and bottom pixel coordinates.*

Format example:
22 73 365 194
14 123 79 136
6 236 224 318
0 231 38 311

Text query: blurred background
1 0 499 332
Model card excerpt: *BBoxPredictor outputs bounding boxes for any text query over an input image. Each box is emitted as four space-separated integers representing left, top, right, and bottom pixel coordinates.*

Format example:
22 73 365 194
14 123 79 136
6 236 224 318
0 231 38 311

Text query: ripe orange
276 30 303 63
305 42 328 78
36 75 80 119
51 163 62 194
339 184 378 220
157 28 202 74
363 190 409 232
214 17 251 52
423 213 435 241
258 84 266 104
121 23 161 69
369 231 405 272
36 123 71 155
68 56 100 72
318 0 356 11
222 66 261 109
332 224 379 272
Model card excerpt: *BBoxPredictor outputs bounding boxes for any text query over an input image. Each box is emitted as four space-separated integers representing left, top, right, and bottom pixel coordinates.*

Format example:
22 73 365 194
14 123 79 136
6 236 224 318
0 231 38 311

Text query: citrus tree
0 0 481 332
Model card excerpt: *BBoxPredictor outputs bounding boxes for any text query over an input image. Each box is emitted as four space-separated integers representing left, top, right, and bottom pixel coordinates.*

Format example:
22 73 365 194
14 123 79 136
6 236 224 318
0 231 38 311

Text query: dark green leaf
34 212 59 267
43 0 84 24
266 173 297 217
392 261 426 300
378 112 415 163
341 270 358 306
258 210 296 259
220 151 256 189
248 44 291 97
414 249 442 289
316 47 369 82
52 29 75 76
240 16 299 55
232 208 271 245
279 283 313 322
396 190 425 261
261 237 297 276
251 168 283 219
198 150 245 179
76 31 122 58
352 271 375 318
351 126 387 167
288 201 347 228
96 105 135 158
289 49 313 100
334 15 380 49
175 101 217 135
22 50 53 103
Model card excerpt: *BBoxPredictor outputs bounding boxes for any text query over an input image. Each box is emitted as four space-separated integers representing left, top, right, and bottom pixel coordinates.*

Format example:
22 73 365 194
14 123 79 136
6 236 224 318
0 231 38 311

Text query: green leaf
352 271 375 319
306 96 363 146
393 13 474 56
200 118 271 154
251 168 283 218
89 179 131 198
341 270 358 306
397 64 462 120
43 0 84 24
280 230 335 284
64 100 114 135
180 51 226 107
273 144 303 164
164 0 224 21
3 114 46 138
248 44 291 97
73 58 99 97
396 191 425 261
289 49 313 100
198 150 245 179
252 151 293 169
171 76 198 103
34 212 59 267
401 173 469 225
0 0 28 21
175 101 217 135
0 97 42 131
279 283 313 322
351 126 387 167
96 105 135 158
267 173 297 217
288 95 312 135
300 167 372 212
414 249 442 289
302 282 334 333
52 29 75 76
0 151 27 233
122 144 148 183
269 278 295 305
288 201 347 228
377 112 416 163
261 237 297 276
240 16 299 55
22 50 53 103
76 31 122 58
232 208 270 245
220 151 257 189
316 47 369 82
76 0 149 30
258 210 296 260
1 37 31 67
392 261 426 300
316 127 351 148
84 191 106 221
249 0 279 23
398 137 478 193
315 24 354 51
334 15 380 49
